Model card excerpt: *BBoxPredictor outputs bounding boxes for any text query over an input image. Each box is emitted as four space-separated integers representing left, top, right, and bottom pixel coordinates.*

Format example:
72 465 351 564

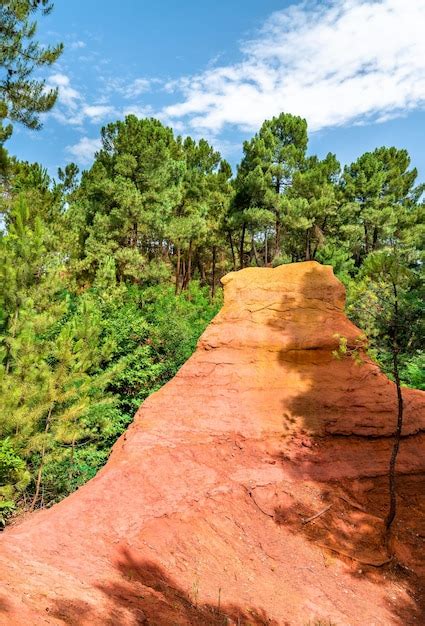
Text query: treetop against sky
6 0 425 179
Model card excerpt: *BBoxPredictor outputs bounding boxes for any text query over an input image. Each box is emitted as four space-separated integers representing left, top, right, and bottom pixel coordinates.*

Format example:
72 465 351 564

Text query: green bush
0 438 30 524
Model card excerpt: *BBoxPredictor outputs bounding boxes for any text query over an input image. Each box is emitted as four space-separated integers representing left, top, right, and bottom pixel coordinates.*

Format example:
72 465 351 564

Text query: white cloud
123 78 152 98
48 73 82 111
101 76 160 99
49 73 70 87
82 104 117 123
70 40 86 50
47 74 118 126
66 136 101 165
162 0 425 133
47 70 160 130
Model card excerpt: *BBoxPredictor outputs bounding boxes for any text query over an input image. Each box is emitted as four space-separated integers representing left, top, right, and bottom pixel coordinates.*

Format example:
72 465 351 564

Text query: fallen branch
302 505 332 525
243 486 275 519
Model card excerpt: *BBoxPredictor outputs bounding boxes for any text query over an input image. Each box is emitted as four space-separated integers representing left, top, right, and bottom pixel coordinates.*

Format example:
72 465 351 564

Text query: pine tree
352 248 423 539
284 153 340 261
340 147 420 263
234 113 307 265
68 115 184 282
0 0 63 144
171 136 232 292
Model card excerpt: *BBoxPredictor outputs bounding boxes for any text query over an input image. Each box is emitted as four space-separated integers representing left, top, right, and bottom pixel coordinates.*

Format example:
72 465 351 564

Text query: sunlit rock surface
1 261 424 625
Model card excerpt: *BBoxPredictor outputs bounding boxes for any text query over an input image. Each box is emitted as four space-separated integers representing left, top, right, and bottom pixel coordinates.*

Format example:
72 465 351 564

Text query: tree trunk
211 245 216 298
385 283 403 538
251 230 261 266
186 240 193 289
181 258 186 290
182 241 193 291
364 222 370 255
273 176 282 260
69 434 76 482
312 216 328 260
274 217 281 260
30 403 54 511
5 309 19 375
264 230 268 266
175 246 181 295
239 223 246 269
197 256 207 284
305 228 311 261
385 347 404 534
228 231 236 271
372 226 379 250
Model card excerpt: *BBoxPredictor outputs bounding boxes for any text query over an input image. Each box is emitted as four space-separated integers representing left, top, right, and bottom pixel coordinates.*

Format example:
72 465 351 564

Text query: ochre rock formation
1 261 425 625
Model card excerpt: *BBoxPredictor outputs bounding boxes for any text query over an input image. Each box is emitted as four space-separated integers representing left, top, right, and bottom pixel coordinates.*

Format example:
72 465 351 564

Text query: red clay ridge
1 261 424 625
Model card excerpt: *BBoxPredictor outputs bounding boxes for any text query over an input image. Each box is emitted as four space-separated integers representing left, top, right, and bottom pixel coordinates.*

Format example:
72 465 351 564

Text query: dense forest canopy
0 4 423 525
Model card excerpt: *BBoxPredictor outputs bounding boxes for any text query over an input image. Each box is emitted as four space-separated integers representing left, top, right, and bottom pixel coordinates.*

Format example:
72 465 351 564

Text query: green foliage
2 1 420 526
233 113 308 266
0 437 29 490
344 247 423 380
0 174 220 510
0 1 63 143
332 333 367 366
339 147 421 264
400 351 425 390
0 104 423 522
0 438 29 524
102 280 221 414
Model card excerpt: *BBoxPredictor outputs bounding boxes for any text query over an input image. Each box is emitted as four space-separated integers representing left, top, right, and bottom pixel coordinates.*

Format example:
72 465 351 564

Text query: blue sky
7 0 425 181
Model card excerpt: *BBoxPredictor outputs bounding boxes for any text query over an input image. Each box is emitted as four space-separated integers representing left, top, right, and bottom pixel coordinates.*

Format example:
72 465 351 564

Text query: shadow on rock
49 546 279 625
0 594 11 613
262 264 425 625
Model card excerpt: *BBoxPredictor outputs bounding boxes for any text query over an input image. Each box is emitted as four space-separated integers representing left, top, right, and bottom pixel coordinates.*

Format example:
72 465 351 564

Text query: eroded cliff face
1 261 424 626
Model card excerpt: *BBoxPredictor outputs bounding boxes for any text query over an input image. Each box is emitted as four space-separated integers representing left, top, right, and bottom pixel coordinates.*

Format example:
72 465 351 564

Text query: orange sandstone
0 261 424 625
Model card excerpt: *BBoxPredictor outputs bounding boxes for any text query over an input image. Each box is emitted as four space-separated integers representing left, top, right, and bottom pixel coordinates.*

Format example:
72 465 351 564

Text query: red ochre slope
1 261 425 625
